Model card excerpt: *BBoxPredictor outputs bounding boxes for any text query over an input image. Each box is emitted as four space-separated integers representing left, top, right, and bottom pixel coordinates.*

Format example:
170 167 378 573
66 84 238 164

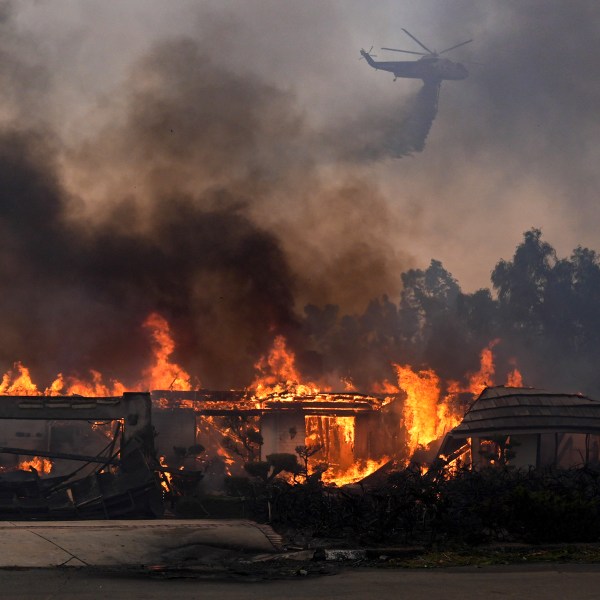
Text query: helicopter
360 29 472 83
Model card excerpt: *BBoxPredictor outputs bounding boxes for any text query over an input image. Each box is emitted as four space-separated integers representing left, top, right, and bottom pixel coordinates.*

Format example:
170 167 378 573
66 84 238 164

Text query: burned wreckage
2 384 600 520
0 388 397 519
0 392 164 518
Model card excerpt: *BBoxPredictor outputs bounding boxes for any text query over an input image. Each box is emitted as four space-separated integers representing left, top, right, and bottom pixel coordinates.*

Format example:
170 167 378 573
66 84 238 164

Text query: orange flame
506 367 523 387
18 456 53 474
394 365 456 455
250 335 320 398
320 457 390 486
141 313 193 391
0 312 196 397
467 339 499 396
0 362 41 395
392 340 524 457
48 371 126 397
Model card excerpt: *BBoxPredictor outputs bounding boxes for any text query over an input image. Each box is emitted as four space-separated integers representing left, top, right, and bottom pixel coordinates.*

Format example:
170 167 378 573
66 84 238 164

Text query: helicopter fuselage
361 51 468 82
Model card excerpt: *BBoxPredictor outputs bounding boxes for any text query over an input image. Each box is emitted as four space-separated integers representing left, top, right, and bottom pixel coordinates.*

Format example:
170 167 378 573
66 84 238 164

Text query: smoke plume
0 9 408 388
0 1 599 396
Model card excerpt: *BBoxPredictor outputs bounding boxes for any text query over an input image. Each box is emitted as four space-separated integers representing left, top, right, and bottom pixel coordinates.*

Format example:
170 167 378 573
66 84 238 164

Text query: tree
399 259 460 347
295 444 326 482
221 416 263 462
491 228 556 337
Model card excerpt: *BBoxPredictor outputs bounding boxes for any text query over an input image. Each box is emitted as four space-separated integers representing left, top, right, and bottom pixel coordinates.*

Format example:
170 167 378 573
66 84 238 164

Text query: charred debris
0 393 163 519
0 388 403 520
4 386 600 549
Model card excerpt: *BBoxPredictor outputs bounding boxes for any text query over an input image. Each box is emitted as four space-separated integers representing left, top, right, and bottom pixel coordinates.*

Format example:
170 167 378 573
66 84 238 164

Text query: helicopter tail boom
360 48 377 67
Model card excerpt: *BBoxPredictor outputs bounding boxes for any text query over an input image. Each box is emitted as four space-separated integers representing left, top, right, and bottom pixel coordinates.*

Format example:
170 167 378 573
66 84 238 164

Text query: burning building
0 312 530 496
151 389 396 487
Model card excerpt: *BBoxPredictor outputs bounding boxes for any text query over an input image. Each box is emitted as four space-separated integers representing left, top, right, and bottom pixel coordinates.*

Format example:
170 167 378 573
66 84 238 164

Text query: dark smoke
1 1 599 397
0 21 407 388
0 127 300 387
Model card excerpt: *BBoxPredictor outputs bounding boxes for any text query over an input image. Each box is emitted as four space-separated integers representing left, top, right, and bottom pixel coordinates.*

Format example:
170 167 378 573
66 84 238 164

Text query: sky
0 0 598 384
8 0 597 294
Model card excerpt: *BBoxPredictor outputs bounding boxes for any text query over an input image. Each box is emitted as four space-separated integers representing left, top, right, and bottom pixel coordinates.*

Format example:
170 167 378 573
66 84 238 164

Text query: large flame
394 365 451 455
0 312 194 396
141 313 193 391
392 340 524 456
0 321 525 487
250 335 320 398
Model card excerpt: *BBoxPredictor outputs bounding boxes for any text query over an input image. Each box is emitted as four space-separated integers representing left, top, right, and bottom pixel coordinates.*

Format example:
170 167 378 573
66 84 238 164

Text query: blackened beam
0 446 120 465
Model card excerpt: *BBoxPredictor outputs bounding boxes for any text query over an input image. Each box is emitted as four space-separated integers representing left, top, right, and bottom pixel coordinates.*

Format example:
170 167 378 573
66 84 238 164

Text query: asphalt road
2 565 600 599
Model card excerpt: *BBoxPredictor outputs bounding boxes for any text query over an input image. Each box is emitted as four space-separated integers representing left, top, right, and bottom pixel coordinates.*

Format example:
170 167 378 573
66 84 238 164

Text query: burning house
0 310 537 514
151 389 397 487
438 386 600 469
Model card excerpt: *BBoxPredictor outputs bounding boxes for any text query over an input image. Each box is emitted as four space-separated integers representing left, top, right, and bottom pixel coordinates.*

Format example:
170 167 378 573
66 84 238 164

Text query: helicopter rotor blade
401 29 434 54
381 47 428 56
438 39 473 55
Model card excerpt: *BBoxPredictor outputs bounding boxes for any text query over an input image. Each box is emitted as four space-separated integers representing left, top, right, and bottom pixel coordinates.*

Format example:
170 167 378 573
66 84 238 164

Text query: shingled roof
450 386 600 437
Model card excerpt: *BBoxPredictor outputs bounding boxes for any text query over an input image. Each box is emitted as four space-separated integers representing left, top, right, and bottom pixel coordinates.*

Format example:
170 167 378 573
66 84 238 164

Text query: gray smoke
0 1 598 392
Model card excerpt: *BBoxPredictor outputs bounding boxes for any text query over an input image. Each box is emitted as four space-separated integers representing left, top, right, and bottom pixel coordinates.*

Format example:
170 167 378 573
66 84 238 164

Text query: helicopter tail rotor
359 46 377 60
